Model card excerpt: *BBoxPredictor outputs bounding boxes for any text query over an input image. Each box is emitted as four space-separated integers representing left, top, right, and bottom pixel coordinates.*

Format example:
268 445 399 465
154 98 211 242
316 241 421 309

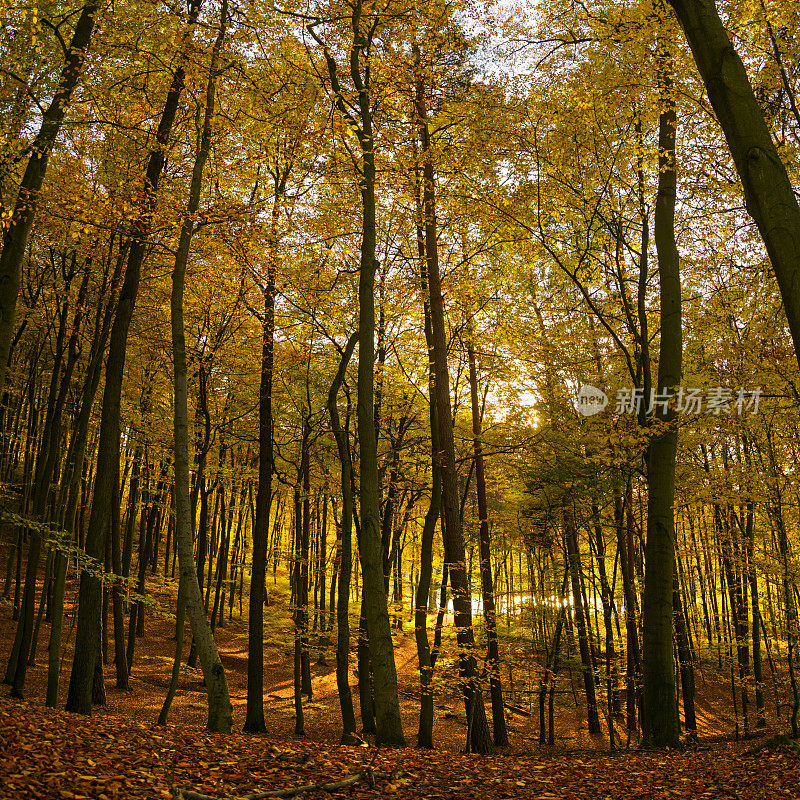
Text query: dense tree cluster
2 0 800 753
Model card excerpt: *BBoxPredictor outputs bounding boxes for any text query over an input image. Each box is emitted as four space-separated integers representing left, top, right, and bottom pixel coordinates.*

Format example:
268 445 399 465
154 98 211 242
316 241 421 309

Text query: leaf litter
1 697 798 799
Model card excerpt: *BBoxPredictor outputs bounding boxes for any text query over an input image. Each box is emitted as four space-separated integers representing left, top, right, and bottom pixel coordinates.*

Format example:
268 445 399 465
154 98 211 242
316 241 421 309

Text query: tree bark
564 504 601 735
245 178 281 731
673 570 696 736
414 47 490 754
743 451 766 727
641 26 681 747
165 0 232 733
300 420 312 699
467 340 508 746
327 333 359 744
414 214 440 748
158 576 186 726
111 460 128 689
313 2 405 746
0 1 99 396
666 0 800 364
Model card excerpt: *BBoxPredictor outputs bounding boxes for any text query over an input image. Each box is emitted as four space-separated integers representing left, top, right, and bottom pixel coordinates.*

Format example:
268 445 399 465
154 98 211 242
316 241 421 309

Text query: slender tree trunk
414 217 440 747
122 446 141 597
158 576 185 726
316 5 405 746
244 189 277 729
293 481 305 736
111 460 128 688
539 570 569 745
666 0 800 367
592 502 620 740
166 0 232 732
673 570 696 736
744 471 766 726
317 491 329 662
129 461 167 666
210 481 230 633
0 1 99 396
564 504 601 735
771 485 799 736
467 340 508 746
300 420 312 698
641 21 681 747
414 49 490 754
327 333 359 744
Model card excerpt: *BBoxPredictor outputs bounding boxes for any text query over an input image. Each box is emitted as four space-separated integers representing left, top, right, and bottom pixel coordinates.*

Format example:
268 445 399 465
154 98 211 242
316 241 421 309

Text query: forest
2 0 800 797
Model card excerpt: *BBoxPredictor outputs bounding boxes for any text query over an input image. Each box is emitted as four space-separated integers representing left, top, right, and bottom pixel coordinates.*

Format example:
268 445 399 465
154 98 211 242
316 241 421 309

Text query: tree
327 332 359 744
0 1 99 397
641 8 681 747
66 0 205 717
665 0 800 364
414 42 492 754
467 337 508 746
308 0 405 747
165 0 233 733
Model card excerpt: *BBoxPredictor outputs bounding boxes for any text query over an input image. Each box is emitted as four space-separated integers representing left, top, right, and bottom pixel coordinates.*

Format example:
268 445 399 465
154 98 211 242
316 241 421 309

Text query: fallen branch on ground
712 782 744 800
742 734 800 757
171 768 405 800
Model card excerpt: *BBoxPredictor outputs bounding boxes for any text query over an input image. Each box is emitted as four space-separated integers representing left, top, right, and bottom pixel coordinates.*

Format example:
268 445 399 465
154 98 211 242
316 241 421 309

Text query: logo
577 385 608 417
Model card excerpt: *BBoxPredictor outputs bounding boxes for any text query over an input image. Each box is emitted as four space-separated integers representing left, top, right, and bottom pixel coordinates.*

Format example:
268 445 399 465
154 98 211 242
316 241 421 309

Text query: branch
41 18 70 59
306 23 362 136
0 67 46 115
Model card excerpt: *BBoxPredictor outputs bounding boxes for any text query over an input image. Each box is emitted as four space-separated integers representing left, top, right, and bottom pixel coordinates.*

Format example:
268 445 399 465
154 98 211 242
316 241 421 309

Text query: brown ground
3 564 800 800
3 694 800 800
0 566 786 755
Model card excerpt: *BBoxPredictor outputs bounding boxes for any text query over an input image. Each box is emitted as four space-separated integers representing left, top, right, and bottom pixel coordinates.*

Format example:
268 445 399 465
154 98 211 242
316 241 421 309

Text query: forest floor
1 572 798 798
2 695 800 800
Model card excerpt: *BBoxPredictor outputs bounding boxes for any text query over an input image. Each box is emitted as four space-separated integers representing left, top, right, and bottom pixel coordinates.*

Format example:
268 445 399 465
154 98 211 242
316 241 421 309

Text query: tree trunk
158 576 186 726
317 491 328 662
641 27 681 747
111 460 128 689
327 333 359 744
166 0 232 733
666 0 800 365
0 1 99 396
467 339 508 746
316 4 405 746
744 467 766 727
300 421 312 698
564 505 601 735
673 570 696 736
414 48 490 754
414 219 440 747
293 480 305 735
244 182 278 730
